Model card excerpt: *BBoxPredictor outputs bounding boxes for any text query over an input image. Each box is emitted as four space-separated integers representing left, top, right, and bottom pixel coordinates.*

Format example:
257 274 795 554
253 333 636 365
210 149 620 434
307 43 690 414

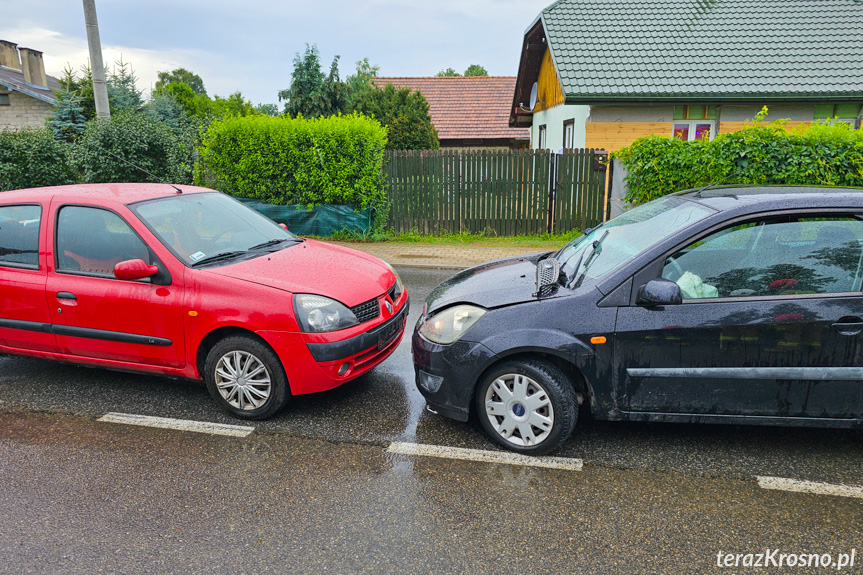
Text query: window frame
537 124 547 150
562 119 575 149
630 208 863 306
53 203 164 282
0 93 10 106
672 120 716 142
0 203 42 270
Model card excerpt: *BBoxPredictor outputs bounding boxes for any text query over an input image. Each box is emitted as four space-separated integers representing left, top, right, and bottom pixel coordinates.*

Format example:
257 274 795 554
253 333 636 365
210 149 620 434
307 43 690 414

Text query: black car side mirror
636 279 683 307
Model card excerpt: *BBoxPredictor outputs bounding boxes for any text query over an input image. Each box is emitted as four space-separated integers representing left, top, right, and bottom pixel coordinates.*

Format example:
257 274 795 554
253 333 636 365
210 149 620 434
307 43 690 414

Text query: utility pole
82 0 110 118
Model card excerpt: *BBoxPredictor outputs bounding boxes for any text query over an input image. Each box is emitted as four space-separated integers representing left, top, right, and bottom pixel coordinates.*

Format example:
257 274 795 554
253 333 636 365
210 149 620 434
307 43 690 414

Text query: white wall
530 104 590 150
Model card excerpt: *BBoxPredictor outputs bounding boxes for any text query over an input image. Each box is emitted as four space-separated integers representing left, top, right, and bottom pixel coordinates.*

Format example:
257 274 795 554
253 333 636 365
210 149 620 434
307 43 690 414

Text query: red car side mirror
114 259 159 281
279 223 289 231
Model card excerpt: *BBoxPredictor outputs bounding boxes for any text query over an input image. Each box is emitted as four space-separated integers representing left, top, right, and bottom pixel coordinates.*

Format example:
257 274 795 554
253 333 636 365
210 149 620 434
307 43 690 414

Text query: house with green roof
510 0 863 152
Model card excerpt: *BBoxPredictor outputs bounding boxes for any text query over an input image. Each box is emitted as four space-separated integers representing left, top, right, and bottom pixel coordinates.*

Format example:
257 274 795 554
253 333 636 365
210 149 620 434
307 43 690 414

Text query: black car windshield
557 196 715 283
130 192 300 266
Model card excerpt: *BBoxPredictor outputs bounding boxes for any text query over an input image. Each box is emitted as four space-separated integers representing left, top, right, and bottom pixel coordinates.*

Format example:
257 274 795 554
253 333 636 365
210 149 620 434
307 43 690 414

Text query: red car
0 184 408 418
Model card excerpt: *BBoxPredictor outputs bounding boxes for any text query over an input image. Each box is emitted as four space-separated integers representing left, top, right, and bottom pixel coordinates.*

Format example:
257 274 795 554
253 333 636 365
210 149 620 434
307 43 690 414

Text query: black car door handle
56 292 77 301
832 319 863 336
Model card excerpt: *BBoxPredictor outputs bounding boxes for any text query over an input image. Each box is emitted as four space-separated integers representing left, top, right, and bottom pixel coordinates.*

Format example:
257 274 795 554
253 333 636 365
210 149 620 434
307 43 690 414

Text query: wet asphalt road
1 267 862 574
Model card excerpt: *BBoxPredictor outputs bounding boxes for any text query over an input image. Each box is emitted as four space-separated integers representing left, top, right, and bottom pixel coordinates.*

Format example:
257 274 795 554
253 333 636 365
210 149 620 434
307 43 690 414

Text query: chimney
19 47 47 87
0 40 21 70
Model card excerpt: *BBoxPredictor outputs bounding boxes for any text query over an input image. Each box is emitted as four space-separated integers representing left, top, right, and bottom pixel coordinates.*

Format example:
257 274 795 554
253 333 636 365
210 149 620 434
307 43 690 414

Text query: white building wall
530 104 590 150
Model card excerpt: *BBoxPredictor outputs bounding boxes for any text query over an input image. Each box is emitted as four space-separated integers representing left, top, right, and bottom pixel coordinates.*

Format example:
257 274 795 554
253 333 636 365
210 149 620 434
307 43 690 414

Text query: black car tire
204 335 290 420
475 359 578 455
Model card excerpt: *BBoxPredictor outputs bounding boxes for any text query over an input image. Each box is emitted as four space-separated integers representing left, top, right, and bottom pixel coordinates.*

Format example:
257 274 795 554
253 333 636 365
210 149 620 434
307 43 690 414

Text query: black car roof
674 185 863 214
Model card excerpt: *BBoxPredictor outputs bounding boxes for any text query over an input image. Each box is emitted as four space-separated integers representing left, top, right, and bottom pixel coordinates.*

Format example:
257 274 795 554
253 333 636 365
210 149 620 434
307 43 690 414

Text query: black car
412 186 863 455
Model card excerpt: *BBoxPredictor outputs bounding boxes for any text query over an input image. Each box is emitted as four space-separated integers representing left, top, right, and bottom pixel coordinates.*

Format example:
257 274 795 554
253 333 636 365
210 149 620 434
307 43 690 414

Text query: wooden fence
384 149 607 236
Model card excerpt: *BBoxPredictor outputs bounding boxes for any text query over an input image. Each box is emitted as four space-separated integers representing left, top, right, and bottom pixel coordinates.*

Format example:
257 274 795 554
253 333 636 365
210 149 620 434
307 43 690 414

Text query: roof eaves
0 78 56 105
565 93 863 105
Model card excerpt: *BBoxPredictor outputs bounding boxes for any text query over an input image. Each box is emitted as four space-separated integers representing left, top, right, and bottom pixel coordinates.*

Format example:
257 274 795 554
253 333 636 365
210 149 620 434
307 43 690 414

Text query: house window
814 103 861 128
673 121 715 142
0 93 9 106
563 119 575 149
538 124 547 149
673 105 716 142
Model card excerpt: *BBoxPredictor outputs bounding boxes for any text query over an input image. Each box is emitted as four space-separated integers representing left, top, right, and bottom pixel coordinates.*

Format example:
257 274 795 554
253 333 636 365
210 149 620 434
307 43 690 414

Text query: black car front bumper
411 331 498 422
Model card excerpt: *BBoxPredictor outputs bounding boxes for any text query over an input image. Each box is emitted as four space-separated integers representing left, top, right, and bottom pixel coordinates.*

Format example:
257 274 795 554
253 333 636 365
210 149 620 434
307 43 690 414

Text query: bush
196 113 389 230
71 111 193 184
615 114 863 204
0 128 76 191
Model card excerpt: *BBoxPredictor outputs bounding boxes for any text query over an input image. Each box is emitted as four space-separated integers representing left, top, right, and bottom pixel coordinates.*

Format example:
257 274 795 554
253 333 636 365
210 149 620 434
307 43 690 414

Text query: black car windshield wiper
247 237 303 251
568 230 609 289
190 250 247 267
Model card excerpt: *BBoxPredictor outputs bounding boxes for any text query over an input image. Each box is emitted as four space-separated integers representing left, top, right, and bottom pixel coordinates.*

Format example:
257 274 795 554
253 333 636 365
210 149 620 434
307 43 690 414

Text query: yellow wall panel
585 122 673 151
719 121 812 134
536 49 565 112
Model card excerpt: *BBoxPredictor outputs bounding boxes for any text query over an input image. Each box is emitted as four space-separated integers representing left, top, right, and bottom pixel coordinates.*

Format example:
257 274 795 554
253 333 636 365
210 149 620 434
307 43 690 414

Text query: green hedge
0 128 75 191
196 113 388 230
615 115 863 204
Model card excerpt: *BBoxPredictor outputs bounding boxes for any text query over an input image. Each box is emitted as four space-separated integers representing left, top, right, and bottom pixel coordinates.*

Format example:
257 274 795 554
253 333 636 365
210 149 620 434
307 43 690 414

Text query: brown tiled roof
373 77 529 142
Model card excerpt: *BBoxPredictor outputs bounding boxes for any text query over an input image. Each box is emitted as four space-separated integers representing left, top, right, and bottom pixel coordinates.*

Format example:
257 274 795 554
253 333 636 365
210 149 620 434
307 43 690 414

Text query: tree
212 91 259 118
255 103 279 116
155 68 207 96
47 88 88 142
278 44 325 117
437 65 488 77
345 58 380 108
351 83 439 150
464 64 488 77
107 57 143 112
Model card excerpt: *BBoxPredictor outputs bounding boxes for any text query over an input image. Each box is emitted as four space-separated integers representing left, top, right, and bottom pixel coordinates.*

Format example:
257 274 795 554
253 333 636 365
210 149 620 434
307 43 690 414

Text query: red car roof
2 183 214 205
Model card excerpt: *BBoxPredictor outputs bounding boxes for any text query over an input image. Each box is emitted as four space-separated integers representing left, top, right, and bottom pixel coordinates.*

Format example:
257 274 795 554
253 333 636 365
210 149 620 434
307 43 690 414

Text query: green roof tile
537 0 863 100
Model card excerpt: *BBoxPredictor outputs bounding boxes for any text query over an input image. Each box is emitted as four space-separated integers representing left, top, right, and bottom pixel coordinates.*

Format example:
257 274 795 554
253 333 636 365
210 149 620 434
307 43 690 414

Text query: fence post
547 152 558 234
458 152 463 233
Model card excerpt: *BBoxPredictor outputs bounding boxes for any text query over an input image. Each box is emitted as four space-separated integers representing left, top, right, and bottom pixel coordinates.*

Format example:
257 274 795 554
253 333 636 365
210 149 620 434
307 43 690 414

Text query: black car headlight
418 304 486 345
294 294 359 333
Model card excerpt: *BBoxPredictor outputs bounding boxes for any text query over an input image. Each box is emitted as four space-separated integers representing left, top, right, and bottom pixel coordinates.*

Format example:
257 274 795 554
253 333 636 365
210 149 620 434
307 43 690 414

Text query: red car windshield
130 192 299 266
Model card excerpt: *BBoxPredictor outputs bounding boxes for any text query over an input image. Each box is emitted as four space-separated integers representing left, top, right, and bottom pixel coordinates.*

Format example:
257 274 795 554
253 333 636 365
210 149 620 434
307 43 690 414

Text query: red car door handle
56 292 77 301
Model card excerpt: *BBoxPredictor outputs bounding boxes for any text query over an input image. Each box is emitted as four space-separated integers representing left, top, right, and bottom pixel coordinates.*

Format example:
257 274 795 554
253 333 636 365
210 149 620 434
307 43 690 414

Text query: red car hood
200 239 394 306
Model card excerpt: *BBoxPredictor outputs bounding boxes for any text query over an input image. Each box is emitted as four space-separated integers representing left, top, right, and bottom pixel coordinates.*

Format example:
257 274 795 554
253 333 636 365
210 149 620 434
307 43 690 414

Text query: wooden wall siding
536 48 565 112
585 122 672 152
719 121 812 134
384 149 606 236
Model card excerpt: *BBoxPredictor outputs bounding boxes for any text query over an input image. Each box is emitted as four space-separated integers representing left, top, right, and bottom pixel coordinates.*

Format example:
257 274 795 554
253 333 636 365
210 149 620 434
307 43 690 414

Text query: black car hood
426 252 568 313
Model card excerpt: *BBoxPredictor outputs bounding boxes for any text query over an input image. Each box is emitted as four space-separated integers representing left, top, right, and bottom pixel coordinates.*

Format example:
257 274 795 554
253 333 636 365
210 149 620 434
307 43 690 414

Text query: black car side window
0 204 41 269
56 206 152 277
662 216 863 299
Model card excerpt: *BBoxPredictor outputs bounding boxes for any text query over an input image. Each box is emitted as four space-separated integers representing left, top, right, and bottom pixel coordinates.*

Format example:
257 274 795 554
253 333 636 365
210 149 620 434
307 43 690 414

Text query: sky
0 0 550 107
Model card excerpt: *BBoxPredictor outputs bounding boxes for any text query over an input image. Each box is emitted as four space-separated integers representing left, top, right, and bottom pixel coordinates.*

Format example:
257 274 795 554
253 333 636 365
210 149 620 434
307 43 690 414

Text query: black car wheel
204 335 290 419
475 359 578 455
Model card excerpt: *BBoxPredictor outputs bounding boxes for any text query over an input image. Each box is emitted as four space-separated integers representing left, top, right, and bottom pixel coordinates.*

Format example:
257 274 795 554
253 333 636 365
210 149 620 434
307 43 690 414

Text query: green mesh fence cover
235 198 372 237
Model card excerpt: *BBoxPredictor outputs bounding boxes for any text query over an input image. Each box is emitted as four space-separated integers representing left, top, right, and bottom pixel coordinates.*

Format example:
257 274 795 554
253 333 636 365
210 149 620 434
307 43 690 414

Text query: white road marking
387 442 583 471
756 476 863 499
98 412 254 438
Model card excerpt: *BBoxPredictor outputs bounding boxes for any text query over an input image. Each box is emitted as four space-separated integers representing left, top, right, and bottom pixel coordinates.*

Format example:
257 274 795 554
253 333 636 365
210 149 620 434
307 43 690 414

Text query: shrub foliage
196 113 388 228
0 128 76 191
615 112 863 204
71 111 193 184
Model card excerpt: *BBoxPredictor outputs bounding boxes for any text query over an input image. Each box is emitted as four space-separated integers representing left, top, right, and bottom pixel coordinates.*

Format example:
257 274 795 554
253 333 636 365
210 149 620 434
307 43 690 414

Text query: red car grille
351 298 380 324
